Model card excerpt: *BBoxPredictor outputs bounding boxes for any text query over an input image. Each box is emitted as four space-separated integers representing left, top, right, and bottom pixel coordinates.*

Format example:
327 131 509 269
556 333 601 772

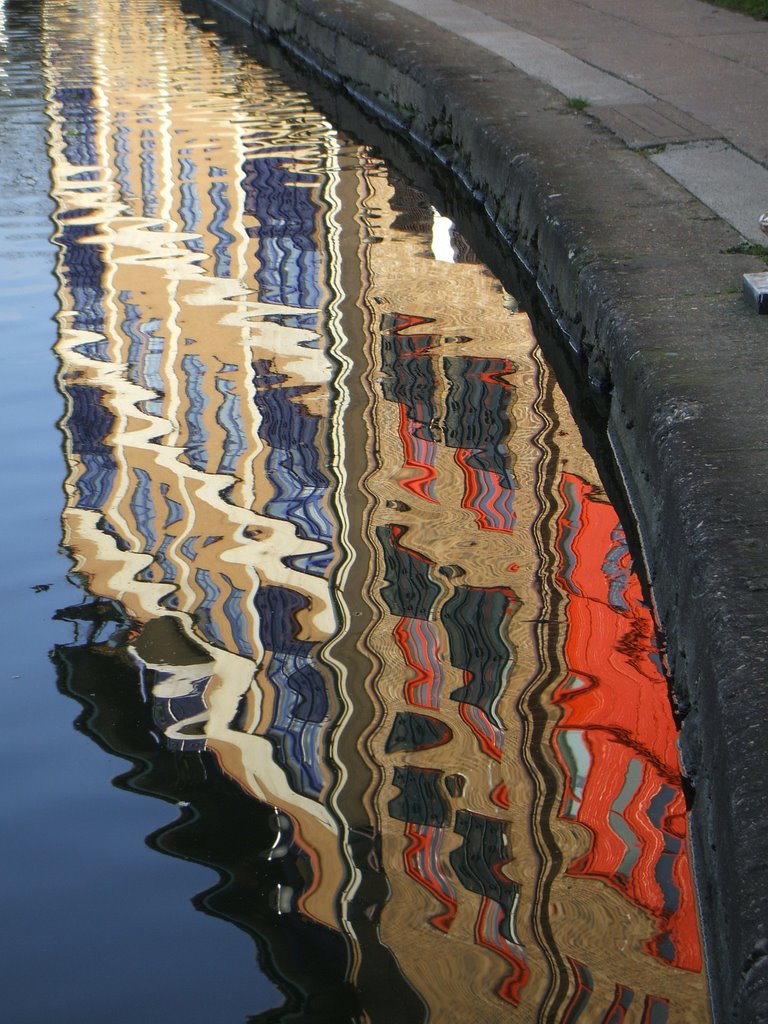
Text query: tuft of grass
706 0 768 17
725 242 768 258
565 96 590 111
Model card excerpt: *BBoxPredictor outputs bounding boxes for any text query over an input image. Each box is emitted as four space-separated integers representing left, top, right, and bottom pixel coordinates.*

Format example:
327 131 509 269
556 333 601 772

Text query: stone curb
198 1 768 1020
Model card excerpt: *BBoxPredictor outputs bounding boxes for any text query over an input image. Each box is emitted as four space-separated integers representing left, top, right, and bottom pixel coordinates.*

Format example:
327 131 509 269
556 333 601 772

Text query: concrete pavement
200 0 768 1020
388 0 768 242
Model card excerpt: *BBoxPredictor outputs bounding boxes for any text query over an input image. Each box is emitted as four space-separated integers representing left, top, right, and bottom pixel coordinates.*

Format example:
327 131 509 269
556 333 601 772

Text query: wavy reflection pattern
43 0 709 1021
364 283 705 1018
553 474 701 973
46 0 345 941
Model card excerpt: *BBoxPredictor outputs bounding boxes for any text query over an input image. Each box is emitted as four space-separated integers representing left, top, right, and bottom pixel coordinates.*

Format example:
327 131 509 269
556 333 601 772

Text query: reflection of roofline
52 634 360 1019
57 506 345 927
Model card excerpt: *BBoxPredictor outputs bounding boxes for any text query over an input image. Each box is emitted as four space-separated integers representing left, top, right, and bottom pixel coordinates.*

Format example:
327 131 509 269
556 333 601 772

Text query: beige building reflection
44 1 709 1020
361 175 706 1021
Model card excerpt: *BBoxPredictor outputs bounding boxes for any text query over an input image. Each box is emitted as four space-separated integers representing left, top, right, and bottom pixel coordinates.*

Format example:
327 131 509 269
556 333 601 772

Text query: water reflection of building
52 627 361 1022
46 0 349 932
357 173 706 1022
552 473 701 976
44 1 709 1021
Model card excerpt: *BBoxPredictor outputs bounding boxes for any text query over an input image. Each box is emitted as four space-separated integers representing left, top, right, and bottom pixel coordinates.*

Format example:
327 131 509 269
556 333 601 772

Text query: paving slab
392 0 768 162
596 100 720 149
391 0 655 104
652 140 768 243
689 30 768 72
387 0 768 224
198 1 768 1021
469 0 763 36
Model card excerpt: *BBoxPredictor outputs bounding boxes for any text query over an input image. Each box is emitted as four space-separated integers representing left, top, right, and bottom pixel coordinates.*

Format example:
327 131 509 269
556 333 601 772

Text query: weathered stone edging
198 1 768 1020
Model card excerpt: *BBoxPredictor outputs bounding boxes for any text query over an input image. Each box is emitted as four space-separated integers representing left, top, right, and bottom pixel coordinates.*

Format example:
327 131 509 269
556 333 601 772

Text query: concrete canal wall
197 1 768 1020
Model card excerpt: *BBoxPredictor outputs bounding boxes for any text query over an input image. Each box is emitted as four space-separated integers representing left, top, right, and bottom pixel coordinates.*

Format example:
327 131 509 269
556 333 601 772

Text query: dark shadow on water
53 617 361 1024
52 600 430 1023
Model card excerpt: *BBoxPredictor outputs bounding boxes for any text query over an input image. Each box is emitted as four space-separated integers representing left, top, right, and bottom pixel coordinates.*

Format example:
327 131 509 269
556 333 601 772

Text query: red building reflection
553 473 702 972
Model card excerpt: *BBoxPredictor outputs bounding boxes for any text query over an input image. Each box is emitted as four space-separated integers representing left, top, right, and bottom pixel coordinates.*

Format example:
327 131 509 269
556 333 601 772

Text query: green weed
706 0 768 17
725 242 768 259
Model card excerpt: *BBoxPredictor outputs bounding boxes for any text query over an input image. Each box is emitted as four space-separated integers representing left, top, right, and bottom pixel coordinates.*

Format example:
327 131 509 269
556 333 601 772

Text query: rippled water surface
0 1 711 1021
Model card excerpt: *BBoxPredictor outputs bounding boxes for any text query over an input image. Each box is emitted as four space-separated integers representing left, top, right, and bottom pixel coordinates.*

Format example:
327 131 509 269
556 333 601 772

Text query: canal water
0 0 711 1021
